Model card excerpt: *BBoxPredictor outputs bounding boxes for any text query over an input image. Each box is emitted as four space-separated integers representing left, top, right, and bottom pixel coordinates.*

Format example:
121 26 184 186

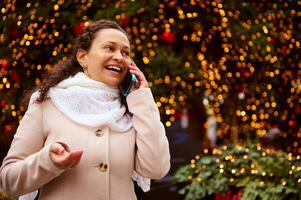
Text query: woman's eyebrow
104 41 130 49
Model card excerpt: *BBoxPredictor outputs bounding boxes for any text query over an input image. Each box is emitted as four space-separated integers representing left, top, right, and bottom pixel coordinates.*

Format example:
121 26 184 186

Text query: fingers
68 150 83 168
56 150 83 167
49 142 83 169
128 62 148 88
50 142 66 155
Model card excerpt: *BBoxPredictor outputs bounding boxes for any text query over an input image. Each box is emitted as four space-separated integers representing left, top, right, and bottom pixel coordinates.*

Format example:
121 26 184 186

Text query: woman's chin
101 79 121 88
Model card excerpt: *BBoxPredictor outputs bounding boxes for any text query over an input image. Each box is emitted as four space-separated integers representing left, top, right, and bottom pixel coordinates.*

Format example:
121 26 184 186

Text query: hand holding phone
120 57 148 96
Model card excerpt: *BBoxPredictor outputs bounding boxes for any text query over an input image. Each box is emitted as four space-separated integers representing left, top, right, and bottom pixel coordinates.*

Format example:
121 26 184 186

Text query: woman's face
81 28 131 86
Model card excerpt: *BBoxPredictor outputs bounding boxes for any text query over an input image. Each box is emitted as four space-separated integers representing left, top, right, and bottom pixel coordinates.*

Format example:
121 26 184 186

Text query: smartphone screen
120 71 137 96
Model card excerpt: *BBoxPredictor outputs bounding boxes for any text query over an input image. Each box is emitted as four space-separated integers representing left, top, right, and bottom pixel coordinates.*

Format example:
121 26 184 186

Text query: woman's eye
122 52 130 56
105 46 114 51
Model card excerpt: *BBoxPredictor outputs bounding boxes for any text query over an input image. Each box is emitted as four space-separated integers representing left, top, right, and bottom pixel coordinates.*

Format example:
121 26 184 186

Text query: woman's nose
112 52 123 62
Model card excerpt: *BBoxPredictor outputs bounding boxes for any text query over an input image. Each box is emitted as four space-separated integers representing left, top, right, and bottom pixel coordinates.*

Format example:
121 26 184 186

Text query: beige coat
0 88 170 200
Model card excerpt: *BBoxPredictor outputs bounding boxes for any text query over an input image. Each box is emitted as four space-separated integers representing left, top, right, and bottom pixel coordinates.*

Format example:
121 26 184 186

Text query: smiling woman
0 19 170 200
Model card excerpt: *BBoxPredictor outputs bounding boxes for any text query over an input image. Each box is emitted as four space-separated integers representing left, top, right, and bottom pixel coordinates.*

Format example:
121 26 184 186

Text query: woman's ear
76 49 87 67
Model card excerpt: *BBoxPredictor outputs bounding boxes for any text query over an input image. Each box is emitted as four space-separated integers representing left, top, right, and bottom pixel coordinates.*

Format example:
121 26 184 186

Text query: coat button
98 162 108 172
95 129 104 137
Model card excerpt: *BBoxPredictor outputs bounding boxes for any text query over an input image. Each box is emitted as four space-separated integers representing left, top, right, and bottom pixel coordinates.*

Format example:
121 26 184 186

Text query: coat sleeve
0 101 65 197
127 88 170 179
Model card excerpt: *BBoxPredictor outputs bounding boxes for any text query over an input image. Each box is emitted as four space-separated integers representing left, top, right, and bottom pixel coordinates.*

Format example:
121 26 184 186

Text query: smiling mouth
105 65 123 73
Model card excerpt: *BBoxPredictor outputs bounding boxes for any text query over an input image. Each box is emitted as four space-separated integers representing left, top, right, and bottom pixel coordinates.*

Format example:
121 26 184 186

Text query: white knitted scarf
19 72 150 200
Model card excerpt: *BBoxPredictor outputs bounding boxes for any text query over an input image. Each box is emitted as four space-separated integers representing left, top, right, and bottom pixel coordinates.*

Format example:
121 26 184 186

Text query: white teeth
107 65 121 72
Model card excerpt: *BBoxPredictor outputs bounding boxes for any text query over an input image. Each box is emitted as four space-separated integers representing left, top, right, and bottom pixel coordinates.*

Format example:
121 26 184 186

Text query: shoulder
24 92 53 117
28 91 51 107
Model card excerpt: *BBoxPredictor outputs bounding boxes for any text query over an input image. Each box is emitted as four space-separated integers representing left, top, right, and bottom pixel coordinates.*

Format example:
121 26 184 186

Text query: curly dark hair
34 19 128 103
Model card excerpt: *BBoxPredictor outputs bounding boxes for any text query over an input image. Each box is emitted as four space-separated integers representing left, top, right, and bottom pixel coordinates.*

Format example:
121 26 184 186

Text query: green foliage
0 193 17 200
174 144 301 200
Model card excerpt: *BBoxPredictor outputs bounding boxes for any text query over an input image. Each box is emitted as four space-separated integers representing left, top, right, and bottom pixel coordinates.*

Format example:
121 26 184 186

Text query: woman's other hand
49 142 83 169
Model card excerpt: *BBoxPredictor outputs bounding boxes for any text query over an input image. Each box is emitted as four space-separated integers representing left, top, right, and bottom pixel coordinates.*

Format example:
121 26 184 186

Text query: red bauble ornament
288 120 296 127
270 37 275 44
72 22 85 36
10 71 20 82
295 105 301 115
172 110 183 120
1 59 9 68
159 31 176 44
0 100 6 107
4 124 14 134
271 124 279 129
215 189 240 200
119 14 130 27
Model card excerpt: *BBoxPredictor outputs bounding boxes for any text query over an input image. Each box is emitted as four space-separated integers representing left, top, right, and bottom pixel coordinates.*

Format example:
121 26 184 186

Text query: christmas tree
1 0 300 199
0 0 301 159
0 0 300 157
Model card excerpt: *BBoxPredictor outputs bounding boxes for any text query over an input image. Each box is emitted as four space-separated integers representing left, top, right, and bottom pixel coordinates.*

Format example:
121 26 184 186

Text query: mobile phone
120 70 138 97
